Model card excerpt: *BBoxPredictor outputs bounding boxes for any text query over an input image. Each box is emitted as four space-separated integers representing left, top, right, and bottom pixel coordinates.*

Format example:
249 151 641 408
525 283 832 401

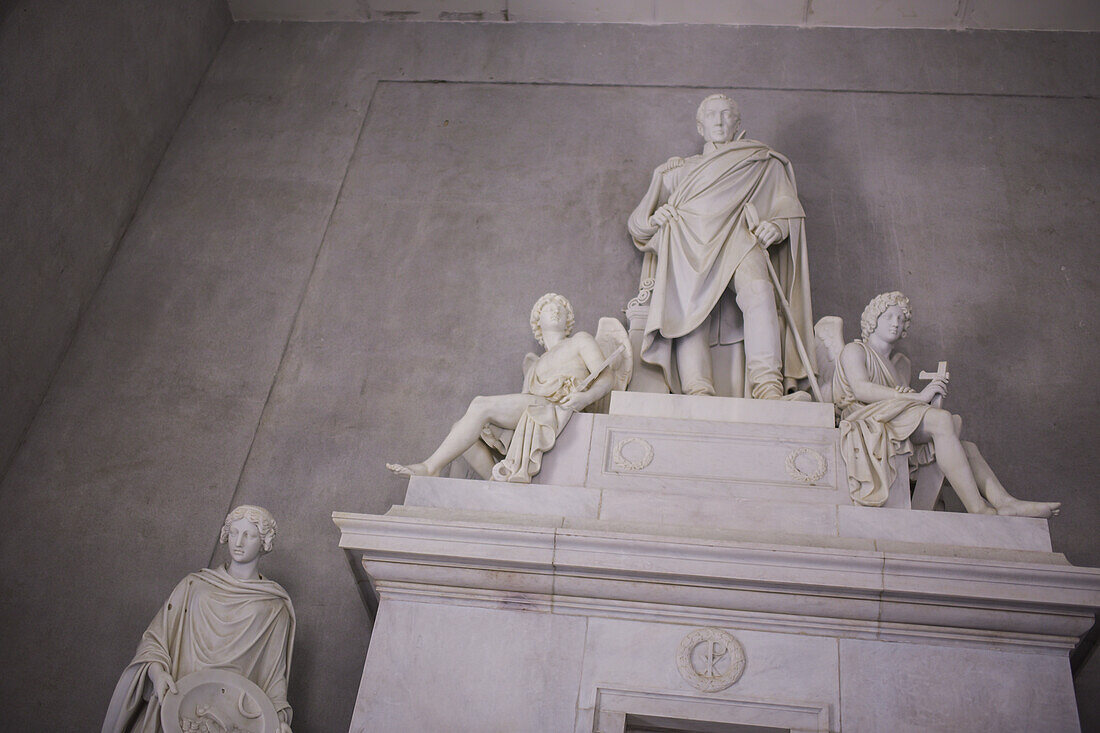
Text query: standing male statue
627 94 814 398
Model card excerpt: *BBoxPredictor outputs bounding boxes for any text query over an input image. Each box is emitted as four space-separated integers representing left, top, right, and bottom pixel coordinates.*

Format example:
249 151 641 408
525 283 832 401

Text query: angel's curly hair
219 504 277 553
529 293 574 347
860 291 911 340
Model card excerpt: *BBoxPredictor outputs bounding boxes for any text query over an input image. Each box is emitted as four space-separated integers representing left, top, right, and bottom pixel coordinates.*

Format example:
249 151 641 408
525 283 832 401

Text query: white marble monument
334 96 1095 733
337 385 1099 731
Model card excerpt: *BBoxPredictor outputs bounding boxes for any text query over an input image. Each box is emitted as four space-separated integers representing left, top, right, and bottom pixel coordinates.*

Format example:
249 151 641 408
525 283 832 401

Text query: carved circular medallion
784 447 827 484
676 628 746 693
161 669 280 733
612 437 654 471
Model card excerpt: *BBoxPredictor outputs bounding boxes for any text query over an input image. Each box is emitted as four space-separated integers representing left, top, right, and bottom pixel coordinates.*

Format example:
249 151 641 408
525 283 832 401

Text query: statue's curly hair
220 504 277 553
695 93 741 129
529 293 574 347
860 291 911 340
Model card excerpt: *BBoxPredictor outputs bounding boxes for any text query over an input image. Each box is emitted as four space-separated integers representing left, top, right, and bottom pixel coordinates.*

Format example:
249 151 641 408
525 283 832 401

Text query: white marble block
337 392 1098 732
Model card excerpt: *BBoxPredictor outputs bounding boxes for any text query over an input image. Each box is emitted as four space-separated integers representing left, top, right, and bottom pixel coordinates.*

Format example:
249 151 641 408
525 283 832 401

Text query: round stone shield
161 668 280 733
676 628 746 693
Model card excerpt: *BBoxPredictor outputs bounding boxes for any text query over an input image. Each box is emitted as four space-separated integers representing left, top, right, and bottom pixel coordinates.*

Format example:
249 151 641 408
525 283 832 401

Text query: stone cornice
334 511 1100 653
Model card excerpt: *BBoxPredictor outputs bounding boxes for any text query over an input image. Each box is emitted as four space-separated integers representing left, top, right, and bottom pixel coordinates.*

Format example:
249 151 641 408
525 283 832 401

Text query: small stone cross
918 360 949 407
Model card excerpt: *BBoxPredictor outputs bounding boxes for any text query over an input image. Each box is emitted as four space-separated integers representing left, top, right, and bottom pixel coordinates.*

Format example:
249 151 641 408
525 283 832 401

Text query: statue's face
697 99 738 144
227 517 265 564
538 300 569 333
874 305 907 343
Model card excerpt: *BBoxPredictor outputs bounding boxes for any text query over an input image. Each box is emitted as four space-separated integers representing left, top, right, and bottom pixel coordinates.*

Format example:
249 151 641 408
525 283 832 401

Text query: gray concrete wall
0 0 231 477
0 21 1096 731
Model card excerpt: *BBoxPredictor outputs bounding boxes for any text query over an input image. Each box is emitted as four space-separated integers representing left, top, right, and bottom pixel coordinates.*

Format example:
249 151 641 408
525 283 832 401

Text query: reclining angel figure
388 293 632 483
816 291 1060 517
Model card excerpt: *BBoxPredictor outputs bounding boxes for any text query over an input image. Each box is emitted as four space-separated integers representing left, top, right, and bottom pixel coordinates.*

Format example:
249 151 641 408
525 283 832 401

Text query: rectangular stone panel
587 414 845 503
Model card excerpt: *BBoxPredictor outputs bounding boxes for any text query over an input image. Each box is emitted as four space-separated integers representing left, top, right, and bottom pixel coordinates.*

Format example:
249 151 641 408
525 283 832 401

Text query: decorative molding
611 437 654 472
589 687 831 733
784 447 827 483
676 628 746 692
333 512 1100 653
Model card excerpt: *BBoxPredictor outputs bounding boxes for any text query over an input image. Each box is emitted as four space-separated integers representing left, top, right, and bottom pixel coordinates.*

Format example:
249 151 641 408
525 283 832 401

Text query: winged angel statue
388 293 632 483
813 292 1058 517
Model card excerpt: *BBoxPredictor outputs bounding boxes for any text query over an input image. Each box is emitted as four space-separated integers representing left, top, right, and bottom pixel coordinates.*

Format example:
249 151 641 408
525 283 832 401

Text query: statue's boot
737 280 785 400
675 321 717 396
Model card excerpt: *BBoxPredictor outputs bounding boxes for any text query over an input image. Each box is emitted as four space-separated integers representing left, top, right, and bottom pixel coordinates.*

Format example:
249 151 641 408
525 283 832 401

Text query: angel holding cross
828 291 1060 517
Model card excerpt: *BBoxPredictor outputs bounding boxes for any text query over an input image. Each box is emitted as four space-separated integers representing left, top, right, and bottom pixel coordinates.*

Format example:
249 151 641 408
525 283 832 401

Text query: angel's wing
595 317 633 392
813 316 844 404
584 317 633 414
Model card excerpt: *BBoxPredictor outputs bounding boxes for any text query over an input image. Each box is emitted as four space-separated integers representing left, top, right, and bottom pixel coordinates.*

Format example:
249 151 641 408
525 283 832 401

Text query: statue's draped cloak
481 349 587 483
634 140 814 390
833 340 934 506
102 566 295 733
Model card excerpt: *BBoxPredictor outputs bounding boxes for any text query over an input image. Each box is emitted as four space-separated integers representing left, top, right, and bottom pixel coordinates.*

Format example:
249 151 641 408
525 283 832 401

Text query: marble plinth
336 393 1099 732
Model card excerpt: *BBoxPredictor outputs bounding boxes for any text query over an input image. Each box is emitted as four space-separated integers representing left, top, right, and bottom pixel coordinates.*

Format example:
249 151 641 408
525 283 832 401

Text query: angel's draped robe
481 348 589 483
102 565 295 733
833 340 935 506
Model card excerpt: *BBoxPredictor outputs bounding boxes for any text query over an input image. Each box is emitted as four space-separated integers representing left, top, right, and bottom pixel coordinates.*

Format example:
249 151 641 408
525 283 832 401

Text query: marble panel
838 504 1052 552
574 617 839 732
535 412 596 487
597 490 840 537
404 475 602 520
350 599 588 732
610 391 835 428
587 414 846 504
839 638 1080 732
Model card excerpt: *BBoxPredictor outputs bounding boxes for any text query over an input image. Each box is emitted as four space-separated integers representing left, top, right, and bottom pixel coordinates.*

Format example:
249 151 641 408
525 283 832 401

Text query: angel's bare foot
994 498 1061 519
386 462 433 478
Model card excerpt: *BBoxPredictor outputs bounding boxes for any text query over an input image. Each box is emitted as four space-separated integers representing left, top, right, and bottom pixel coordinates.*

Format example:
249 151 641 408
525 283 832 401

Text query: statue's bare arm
558 333 614 411
840 343 944 405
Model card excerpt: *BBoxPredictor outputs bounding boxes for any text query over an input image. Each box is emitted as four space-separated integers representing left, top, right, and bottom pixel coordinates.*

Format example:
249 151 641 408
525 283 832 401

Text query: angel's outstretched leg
963 441 1061 518
388 393 535 478
461 442 497 480
913 408 995 515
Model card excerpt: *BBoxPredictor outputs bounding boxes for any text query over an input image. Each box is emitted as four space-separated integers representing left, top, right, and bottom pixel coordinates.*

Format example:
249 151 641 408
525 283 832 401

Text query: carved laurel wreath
784 447 828 484
612 437 654 472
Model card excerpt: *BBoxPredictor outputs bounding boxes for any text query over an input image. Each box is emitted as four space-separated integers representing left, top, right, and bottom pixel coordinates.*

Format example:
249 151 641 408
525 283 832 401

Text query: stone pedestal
335 393 1100 732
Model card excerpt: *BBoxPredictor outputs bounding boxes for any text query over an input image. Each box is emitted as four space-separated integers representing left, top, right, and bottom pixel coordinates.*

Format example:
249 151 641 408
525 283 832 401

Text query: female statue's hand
149 663 177 700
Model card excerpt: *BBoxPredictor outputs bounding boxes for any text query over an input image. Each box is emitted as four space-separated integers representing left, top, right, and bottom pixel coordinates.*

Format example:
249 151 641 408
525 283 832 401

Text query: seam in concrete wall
0 5 234 486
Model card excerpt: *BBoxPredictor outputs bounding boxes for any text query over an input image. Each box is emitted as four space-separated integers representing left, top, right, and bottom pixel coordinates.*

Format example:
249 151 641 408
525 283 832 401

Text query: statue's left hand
278 709 292 733
559 391 590 412
753 220 783 247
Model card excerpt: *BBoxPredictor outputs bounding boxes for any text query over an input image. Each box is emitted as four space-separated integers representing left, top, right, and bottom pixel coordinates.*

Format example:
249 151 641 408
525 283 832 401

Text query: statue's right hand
649 204 678 229
918 378 947 404
149 663 177 700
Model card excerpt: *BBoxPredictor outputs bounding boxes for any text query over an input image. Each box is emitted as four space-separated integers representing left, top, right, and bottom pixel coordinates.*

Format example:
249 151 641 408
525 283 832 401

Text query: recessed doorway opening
624 714 789 733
